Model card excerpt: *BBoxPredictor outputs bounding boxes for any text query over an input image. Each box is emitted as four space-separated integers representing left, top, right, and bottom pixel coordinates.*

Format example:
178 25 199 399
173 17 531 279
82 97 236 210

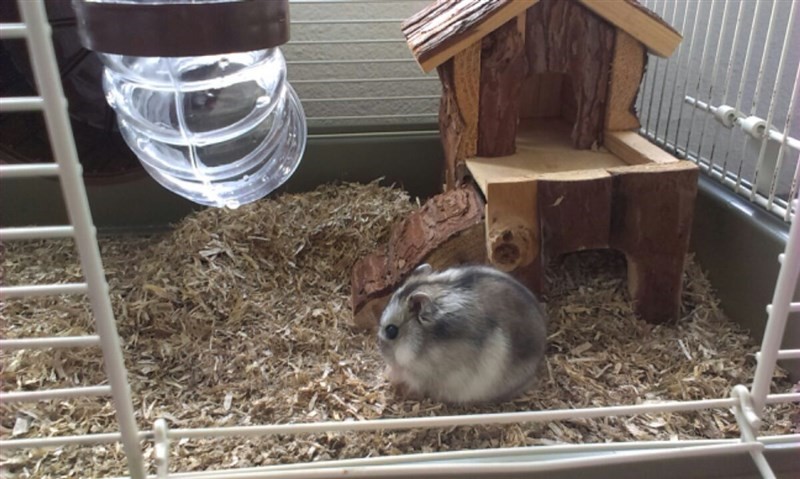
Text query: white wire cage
0 1 799 478
634 0 799 223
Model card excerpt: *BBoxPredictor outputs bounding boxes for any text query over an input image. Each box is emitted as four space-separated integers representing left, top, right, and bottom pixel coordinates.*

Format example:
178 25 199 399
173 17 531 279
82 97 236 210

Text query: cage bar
13 1 147 477
0 385 112 403
750 163 800 415
115 443 765 479
0 163 60 178
166 398 738 440
0 96 45 112
0 225 76 240
0 22 26 39
0 282 89 298
749 0 798 201
0 335 101 350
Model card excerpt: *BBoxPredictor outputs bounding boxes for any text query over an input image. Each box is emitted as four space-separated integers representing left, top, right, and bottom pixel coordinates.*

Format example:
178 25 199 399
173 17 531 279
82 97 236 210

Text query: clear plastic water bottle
83 0 306 208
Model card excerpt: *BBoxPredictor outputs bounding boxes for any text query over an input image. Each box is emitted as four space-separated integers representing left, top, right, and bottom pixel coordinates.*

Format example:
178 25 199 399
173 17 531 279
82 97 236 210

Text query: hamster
377 263 548 404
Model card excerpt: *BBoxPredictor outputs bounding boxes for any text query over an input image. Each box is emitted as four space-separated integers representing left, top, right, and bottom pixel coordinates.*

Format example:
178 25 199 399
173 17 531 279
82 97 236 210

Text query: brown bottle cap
71 0 289 57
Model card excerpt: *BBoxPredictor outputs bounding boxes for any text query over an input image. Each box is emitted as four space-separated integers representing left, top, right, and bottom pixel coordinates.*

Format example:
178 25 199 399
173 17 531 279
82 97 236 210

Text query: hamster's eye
384 324 399 340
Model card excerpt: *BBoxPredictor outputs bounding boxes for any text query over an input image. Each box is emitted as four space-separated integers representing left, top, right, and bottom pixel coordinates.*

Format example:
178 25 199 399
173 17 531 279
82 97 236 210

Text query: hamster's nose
384 324 399 340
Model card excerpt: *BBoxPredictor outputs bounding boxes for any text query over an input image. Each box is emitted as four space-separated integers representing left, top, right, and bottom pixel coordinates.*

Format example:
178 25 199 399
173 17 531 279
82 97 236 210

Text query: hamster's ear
408 291 433 322
411 263 433 277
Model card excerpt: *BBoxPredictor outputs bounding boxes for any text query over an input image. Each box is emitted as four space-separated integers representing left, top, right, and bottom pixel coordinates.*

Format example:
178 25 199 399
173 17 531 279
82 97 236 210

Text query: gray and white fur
377 263 548 404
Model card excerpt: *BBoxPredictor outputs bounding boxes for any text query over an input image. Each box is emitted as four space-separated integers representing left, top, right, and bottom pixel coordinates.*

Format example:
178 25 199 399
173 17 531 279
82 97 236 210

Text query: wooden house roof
402 0 682 73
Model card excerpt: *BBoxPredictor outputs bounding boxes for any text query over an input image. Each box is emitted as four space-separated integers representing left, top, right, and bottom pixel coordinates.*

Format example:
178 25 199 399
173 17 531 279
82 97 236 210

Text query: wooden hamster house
351 0 698 327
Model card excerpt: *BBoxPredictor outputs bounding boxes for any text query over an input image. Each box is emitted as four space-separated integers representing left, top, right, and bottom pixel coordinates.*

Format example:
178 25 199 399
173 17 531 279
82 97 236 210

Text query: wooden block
485 179 538 273
605 131 679 165
402 0 538 73
467 119 628 195
477 18 527 157
525 0 615 150
608 160 699 323
437 41 481 191
437 60 466 191
537 172 613 259
606 31 646 131
350 185 486 329
578 0 682 58
453 41 481 161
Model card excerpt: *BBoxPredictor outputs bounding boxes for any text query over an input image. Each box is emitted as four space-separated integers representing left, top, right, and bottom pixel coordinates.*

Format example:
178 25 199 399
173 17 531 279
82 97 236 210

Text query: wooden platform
465 118 676 194
462 119 698 324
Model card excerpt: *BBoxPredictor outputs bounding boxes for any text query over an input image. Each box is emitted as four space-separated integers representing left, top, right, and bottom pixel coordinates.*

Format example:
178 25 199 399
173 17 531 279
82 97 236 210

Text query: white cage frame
0 1 798 478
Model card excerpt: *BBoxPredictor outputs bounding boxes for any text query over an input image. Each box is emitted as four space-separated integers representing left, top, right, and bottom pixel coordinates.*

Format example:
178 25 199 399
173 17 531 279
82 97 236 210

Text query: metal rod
0 282 89 298
766 7 800 210
722 0 762 172
695 0 734 166
291 0 428 3
292 19 404 25
747 0 781 118
0 225 75 241
749 0 797 201
288 58 414 65
17 1 146 477
291 77 437 85
663 0 698 148
786 155 800 222
0 385 112 403
709 0 748 170
0 96 44 112
302 95 439 103
750 162 800 415
307 113 437 122
673 0 710 157
0 335 101 351
640 130 792 220
0 163 60 178
167 398 738 440
289 39 405 45
0 432 149 450
775 350 800 360
767 302 800 314
125 436 800 479
640 0 661 128
764 392 800 404
653 0 682 136
153 439 746 478
683 0 719 158
731 387 777 479
721 0 766 175
119 443 764 479
683 95 800 152
0 22 27 39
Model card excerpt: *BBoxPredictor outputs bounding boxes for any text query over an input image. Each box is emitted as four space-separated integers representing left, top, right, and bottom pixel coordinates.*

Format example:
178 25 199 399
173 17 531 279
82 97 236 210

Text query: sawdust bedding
1 181 797 478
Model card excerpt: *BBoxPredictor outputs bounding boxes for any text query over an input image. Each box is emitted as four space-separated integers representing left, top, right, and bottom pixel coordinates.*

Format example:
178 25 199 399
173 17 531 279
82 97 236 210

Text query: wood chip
1 181 796 478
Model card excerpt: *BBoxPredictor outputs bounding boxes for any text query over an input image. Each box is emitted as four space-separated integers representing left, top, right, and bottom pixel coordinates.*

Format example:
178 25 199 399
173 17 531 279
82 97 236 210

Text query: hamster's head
377 263 436 366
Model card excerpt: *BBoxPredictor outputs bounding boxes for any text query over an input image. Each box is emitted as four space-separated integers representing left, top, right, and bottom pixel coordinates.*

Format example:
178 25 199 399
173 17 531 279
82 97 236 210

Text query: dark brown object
72 0 289 57
436 39 481 190
477 18 527 157
608 162 699 324
436 61 466 191
525 0 615 149
537 172 613 259
350 185 486 329
402 0 536 73
402 0 680 73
